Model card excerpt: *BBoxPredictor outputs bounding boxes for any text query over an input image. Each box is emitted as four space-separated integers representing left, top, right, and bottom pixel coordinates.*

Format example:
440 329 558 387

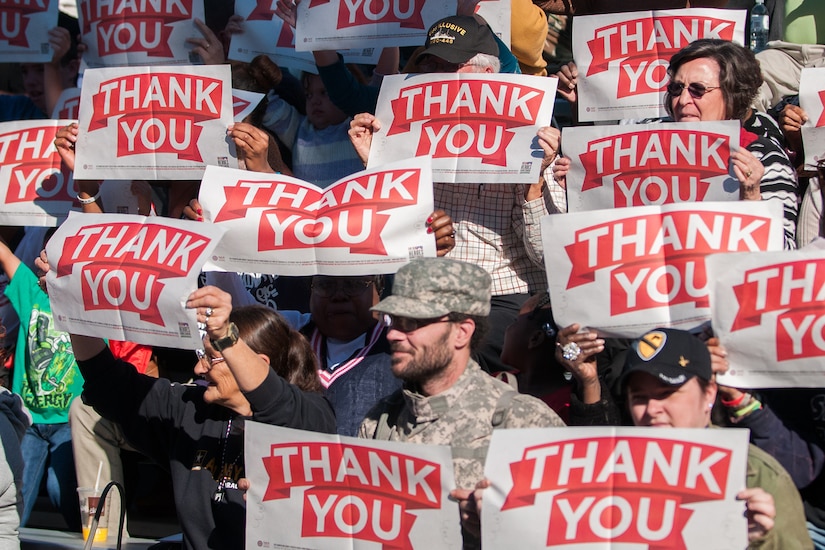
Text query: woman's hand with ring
555 323 605 404
186 286 233 340
730 149 763 201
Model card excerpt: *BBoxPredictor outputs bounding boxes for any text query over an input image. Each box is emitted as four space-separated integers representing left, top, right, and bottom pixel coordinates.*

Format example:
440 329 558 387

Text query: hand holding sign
53 122 79 172
738 487 776 542
349 113 381 166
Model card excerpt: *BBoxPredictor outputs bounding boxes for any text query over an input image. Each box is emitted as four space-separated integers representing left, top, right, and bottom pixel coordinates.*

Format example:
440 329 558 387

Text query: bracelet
721 392 749 408
77 191 100 205
731 398 762 420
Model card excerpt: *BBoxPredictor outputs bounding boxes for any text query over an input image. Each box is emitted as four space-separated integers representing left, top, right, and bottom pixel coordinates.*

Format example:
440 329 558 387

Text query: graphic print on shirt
24 308 76 411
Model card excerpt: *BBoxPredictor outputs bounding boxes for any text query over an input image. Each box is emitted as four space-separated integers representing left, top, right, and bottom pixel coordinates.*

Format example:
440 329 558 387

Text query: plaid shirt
435 182 558 295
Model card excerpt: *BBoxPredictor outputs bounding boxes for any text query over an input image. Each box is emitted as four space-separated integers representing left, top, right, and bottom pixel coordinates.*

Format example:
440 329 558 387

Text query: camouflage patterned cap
371 258 491 318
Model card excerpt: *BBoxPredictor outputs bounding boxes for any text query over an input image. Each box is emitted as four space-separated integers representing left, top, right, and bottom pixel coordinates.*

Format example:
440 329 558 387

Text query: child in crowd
261 67 365 187
0 232 81 530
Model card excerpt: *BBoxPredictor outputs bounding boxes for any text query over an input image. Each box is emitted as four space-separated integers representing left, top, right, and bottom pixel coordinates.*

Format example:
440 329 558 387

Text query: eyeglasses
311 278 374 298
196 349 225 368
666 81 720 99
382 313 451 333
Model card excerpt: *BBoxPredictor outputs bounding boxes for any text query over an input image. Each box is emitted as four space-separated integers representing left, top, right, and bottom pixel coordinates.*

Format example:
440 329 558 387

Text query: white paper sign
0 120 80 226
709 244 825 388
483 427 750 550
542 201 785 337
74 64 238 180
369 73 557 183
294 0 455 52
98 180 144 214
77 0 206 67
563 120 741 212
574 9 745 122
245 423 462 550
0 0 59 62
51 87 81 120
45 213 225 349
475 0 510 50
199 158 436 276
232 88 265 122
799 67 825 169
229 0 380 69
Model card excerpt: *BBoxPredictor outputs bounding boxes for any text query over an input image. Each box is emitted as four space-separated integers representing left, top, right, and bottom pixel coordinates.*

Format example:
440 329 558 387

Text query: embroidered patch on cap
636 330 667 361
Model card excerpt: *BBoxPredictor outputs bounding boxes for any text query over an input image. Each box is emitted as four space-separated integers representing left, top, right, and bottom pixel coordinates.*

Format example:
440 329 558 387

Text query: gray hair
466 53 501 74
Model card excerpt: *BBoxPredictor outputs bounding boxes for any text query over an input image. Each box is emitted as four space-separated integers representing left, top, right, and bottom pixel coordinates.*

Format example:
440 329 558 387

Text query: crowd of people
0 0 823 549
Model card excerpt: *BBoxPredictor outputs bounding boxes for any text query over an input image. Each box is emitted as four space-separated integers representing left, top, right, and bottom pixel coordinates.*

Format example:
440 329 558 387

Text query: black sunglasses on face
382 313 451 333
666 81 720 99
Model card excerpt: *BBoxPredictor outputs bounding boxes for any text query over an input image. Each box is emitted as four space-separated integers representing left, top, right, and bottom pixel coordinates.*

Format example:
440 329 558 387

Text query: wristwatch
210 322 239 352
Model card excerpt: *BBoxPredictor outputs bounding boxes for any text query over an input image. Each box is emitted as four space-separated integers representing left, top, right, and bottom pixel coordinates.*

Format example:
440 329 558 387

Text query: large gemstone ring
561 342 581 361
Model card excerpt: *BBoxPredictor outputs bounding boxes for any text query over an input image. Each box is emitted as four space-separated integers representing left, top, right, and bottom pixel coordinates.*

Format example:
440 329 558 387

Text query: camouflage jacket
358 359 565 489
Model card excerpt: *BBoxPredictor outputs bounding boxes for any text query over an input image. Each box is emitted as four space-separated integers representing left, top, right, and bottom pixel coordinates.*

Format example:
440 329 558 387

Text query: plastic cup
77 487 109 543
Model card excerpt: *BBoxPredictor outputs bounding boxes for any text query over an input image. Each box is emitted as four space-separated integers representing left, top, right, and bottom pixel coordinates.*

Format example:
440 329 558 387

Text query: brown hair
230 306 321 393
665 39 762 122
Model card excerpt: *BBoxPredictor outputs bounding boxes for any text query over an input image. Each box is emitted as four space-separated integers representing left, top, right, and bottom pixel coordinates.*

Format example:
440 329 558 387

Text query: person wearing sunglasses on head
664 38 799 250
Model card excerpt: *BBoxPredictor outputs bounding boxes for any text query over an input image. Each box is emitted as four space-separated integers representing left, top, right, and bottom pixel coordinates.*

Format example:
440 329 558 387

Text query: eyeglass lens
666 81 713 99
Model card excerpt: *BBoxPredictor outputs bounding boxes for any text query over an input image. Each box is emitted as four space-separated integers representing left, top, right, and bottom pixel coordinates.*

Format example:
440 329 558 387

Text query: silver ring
205 307 213 318
561 342 581 361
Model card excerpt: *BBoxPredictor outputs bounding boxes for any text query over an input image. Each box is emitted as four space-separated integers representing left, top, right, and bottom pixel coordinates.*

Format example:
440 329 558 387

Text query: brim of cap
370 295 451 319
413 44 474 66
619 364 698 390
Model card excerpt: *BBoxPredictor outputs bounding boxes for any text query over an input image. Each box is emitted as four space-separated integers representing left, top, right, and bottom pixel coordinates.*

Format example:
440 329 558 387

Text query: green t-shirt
5 265 83 424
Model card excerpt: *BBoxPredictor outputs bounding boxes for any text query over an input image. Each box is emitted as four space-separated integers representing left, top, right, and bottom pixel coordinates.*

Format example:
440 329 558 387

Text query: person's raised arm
0 238 20 281
34 249 107 359
186 285 271 393
44 26 74 117
348 113 381 166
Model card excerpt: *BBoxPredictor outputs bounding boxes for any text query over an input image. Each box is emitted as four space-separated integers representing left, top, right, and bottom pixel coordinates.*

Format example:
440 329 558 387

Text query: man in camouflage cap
359 257 564 549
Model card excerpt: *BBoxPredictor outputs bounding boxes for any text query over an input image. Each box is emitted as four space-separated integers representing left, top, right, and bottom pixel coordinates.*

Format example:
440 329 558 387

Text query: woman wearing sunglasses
552 40 799 249
664 38 799 250
46 276 336 550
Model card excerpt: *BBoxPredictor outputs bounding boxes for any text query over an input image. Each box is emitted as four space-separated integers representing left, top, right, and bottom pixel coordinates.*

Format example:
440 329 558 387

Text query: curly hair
665 39 763 122
230 306 321 393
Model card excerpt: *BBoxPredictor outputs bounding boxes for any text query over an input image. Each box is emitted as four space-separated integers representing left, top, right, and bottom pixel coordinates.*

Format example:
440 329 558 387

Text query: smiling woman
664 39 799 249
56 282 336 550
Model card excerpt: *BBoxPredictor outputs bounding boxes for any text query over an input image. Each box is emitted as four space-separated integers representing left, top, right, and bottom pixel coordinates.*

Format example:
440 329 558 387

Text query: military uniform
363 257 565 548
359 358 564 488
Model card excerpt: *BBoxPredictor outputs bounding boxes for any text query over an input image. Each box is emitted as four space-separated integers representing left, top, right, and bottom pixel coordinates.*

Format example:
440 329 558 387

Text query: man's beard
390 329 453 384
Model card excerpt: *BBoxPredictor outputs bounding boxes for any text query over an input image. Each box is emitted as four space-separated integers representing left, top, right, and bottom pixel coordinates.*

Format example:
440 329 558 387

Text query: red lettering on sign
503 436 732 549
586 16 736 97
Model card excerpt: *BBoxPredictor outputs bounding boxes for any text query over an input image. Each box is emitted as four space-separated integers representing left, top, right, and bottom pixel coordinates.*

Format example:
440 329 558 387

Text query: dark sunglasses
666 81 720 99
382 313 450 333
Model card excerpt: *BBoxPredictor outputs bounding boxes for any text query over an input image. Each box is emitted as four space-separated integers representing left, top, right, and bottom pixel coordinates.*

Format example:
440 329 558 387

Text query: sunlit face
194 341 241 407
385 316 454 383
304 74 347 130
668 57 727 122
626 373 716 428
